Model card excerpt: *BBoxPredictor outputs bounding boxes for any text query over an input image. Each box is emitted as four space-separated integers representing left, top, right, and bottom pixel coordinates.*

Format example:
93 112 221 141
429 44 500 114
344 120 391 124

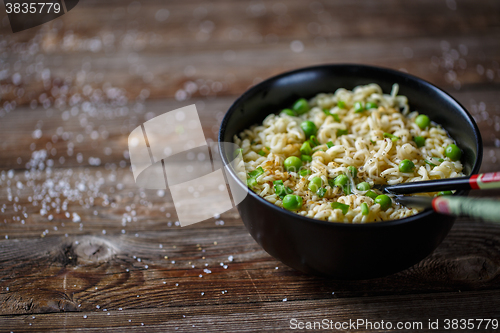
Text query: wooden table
1 1 500 331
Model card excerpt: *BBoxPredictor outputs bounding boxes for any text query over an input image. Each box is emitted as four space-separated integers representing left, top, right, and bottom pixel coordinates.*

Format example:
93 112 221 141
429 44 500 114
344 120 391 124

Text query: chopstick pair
375 171 500 194
374 172 500 223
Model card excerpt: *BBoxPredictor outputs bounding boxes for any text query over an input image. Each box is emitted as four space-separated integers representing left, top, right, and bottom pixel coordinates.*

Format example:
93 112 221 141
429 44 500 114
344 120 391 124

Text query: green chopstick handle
432 196 500 223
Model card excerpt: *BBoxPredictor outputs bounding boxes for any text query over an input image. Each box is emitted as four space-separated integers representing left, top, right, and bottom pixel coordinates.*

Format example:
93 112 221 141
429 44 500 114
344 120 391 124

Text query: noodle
234 84 464 223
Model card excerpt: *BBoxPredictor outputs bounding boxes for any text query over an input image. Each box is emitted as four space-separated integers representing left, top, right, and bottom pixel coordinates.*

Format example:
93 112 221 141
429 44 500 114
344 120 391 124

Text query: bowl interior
220 64 482 184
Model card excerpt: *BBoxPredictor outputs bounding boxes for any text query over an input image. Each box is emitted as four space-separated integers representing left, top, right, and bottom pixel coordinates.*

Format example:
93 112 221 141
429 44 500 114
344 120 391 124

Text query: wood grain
1 290 500 332
1 0 500 102
1 218 499 315
0 87 499 171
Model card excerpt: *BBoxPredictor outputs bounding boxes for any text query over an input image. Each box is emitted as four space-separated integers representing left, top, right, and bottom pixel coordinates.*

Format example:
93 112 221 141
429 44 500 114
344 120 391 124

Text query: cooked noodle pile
234 84 464 223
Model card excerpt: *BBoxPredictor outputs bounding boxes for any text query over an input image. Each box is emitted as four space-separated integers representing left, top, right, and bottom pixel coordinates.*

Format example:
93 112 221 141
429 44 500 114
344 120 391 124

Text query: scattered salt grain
72 213 81 222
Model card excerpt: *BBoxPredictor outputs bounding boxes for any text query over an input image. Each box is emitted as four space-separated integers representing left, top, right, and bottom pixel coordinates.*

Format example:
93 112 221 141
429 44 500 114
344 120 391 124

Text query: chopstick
377 172 500 195
394 195 500 223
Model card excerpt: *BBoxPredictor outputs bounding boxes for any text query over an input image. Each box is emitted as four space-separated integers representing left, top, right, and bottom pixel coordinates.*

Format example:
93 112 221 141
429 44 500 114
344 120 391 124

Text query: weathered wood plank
1 290 500 332
0 216 499 316
5 0 500 46
2 34 500 103
0 85 499 171
1 0 500 102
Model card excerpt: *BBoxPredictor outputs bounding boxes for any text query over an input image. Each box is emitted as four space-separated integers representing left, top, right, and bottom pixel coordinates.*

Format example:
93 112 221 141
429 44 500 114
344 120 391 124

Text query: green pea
357 182 370 191
334 174 348 187
445 144 462 161
365 102 378 110
300 141 312 156
281 108 296 116
399 159 415 173
300 121 318 138
337 100 346 109
293 98 310 115
354 101 365 113
415 114 430 129
301 154 312 162
375 194 392 211
308 177 322 192
282 194 303 211
414 136 426 148
361 202 369 215
284 156 302 172
347 166 357 179
437 191 453 196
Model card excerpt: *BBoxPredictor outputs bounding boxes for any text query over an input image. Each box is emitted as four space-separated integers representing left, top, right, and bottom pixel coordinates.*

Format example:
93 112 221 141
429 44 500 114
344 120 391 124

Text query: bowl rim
218 63 483 229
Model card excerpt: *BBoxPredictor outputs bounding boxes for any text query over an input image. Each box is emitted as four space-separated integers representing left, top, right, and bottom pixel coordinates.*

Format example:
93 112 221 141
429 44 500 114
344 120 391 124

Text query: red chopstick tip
469 174 480 190
432 197 451 214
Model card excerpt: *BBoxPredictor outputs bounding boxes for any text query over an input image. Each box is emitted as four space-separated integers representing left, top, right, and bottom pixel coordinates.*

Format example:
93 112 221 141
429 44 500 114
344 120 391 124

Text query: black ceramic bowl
218 64 482 279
